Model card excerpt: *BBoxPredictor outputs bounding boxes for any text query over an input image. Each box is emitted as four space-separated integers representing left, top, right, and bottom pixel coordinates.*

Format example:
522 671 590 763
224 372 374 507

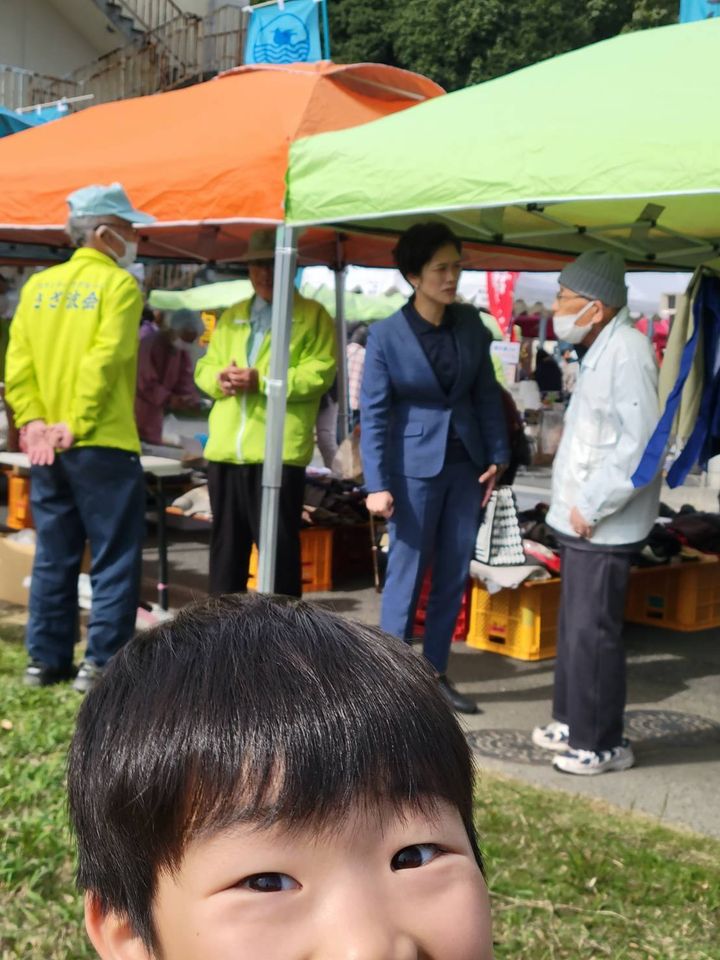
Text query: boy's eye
391 843 442 871
240 873 300 893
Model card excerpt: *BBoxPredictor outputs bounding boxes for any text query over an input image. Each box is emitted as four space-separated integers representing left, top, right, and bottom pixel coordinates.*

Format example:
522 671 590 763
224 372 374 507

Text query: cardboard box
0 535 91 607
0 534 35 606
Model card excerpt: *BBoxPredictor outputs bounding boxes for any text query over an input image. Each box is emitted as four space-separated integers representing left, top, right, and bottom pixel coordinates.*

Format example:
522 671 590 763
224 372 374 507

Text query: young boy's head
68 595 492 960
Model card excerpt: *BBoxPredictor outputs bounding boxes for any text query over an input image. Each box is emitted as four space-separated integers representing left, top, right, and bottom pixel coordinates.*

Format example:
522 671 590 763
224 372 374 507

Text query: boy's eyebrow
193 797 447 850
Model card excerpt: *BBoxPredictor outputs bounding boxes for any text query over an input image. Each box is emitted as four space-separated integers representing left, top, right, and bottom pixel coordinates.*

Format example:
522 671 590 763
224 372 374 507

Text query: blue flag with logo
680 0 720 22
245 0 322 65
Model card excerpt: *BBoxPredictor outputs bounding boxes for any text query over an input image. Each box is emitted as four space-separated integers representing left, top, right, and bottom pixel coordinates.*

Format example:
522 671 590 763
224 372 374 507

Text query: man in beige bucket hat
195 229 336 596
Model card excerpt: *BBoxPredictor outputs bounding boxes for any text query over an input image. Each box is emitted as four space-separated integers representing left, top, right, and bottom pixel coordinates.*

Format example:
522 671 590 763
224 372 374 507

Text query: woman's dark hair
393 222 462 281
348 322 369 347
68 595 481 949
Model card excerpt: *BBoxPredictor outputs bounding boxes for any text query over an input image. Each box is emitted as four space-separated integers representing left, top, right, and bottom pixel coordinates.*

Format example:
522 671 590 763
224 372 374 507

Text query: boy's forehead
189 795 448 853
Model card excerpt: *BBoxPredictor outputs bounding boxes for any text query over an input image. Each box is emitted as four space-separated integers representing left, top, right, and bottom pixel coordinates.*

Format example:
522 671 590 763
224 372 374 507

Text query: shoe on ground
553 739 635 776
437 675 480 715
532 720 570 752
73 660 105 694
24 659 77 688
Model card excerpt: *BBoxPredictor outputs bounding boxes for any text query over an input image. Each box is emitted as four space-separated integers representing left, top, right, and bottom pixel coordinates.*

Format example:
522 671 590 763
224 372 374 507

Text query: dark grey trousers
206 462 306 598
552 540 633 752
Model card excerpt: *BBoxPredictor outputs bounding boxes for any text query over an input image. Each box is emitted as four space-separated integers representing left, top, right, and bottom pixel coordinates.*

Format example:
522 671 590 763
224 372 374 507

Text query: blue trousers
27 447 145 670
381 460 483 674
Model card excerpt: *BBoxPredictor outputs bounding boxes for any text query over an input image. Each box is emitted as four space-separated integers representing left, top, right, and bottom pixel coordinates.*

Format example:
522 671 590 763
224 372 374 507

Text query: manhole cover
467 710 720 765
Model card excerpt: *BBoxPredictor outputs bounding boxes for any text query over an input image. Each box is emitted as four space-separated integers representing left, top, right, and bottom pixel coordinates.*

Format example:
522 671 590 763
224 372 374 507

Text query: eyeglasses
555 292 592 302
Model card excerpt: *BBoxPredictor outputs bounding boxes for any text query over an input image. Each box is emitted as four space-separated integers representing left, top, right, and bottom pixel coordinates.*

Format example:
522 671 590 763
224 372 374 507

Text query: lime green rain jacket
5 248 142 453
195 291 336 467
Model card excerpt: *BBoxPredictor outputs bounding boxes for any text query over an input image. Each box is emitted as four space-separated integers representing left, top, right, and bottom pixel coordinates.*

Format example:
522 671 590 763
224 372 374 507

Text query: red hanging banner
486 271 519 339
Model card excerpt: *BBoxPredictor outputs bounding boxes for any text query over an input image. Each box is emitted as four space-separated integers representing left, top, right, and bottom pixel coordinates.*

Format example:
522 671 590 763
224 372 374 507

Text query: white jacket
547 309 662 546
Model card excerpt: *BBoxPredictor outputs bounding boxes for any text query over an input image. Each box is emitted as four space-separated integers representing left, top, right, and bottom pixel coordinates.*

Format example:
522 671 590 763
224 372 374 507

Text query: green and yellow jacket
195 291 336 466
5 248 142 452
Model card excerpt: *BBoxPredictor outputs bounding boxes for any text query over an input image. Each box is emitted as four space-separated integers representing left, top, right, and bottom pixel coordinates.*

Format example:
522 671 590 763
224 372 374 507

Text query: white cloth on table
469 559 550 594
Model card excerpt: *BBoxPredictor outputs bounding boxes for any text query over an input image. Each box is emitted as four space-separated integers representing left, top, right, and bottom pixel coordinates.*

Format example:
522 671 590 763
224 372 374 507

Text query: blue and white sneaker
531 721 570 752
553 739 635 776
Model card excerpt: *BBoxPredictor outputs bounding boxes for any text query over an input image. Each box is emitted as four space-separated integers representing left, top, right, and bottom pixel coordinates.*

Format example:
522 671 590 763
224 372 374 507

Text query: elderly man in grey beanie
532 250 661 776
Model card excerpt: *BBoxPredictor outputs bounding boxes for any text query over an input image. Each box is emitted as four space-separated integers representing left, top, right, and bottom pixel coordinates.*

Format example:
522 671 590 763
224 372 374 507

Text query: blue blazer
360 303 510 492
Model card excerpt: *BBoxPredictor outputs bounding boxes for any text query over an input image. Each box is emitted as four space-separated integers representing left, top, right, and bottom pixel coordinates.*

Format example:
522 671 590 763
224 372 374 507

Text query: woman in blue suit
361 224 510 713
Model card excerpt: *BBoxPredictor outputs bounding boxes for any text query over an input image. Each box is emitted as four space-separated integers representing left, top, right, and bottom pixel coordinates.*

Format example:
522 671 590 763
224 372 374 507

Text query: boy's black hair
393 222 462 281
68 595 481 949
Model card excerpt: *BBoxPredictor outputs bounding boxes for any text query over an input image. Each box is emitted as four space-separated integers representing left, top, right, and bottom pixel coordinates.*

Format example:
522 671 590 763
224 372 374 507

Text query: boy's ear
85 893 154 960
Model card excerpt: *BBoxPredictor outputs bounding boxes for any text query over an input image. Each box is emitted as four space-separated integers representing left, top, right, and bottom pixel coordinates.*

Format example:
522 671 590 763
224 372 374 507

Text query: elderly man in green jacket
5 182 155 692
195 230 336 597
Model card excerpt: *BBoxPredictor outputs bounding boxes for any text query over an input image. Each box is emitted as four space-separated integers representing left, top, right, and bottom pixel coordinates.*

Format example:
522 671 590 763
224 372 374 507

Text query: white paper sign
490 341 521 365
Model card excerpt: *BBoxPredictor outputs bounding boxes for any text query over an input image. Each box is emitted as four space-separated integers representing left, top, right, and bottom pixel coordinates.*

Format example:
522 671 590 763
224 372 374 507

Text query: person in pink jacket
135 308 203 444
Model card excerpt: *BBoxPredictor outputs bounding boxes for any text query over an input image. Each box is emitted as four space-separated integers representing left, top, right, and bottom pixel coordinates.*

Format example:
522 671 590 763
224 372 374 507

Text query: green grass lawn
1 608 719 960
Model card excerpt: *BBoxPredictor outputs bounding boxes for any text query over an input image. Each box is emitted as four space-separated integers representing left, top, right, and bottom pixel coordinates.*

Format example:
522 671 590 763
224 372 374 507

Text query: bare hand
570 505 593 539
48 422 74 450
478 463 504 508
218 359 242 396
366 490 394 519
233 368 259 393
218 361 259 396
23 419 55 466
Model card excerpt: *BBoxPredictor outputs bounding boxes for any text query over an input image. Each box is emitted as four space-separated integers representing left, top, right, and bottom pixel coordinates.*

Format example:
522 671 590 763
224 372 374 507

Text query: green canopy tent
256 18 720 591
148 280 253 313
148 278 407 322
285 18 720 272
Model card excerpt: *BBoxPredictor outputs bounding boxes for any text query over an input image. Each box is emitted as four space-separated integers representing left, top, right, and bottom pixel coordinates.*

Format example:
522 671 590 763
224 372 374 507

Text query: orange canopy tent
0 62 446 266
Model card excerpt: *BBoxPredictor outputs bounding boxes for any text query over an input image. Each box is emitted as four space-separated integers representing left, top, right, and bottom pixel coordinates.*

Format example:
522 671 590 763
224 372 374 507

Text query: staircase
90 0 149 46
0 2 246 110
94 0 188 35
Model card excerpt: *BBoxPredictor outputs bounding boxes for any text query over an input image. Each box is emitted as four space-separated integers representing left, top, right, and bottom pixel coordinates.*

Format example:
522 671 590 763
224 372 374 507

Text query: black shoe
437 675 480 715
24 659 77 688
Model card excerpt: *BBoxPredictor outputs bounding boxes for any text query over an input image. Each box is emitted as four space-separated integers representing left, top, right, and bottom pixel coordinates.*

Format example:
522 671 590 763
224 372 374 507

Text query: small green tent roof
286 19 720 271
148 280 252 312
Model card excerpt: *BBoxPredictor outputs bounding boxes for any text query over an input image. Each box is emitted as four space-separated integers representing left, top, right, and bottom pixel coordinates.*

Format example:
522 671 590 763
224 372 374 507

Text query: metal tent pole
538 315 548 347
257 225 298 594
334 264 350 439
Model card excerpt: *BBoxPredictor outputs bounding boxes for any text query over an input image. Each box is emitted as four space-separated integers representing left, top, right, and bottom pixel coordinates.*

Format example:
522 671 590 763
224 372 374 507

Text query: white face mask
97 225 139 269
552 300 595 344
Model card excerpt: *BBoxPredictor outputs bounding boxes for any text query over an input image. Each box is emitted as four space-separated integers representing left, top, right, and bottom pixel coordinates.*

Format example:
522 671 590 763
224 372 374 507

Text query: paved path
303 581 720 838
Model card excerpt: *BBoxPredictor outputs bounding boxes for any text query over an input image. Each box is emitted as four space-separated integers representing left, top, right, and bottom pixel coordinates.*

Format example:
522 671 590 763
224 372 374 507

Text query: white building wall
0 0 100 76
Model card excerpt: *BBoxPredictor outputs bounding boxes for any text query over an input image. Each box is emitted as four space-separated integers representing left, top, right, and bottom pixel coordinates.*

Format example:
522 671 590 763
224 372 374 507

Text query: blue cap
66 182 155 225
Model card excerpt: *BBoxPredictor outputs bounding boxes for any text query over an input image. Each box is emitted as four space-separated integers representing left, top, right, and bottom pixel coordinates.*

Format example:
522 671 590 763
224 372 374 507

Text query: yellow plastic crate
467 577 561 661
624 557 720 631
248 526 333 593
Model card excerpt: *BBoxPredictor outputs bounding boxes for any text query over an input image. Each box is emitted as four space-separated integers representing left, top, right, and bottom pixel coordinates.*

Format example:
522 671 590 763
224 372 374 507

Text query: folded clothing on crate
469 559 550 594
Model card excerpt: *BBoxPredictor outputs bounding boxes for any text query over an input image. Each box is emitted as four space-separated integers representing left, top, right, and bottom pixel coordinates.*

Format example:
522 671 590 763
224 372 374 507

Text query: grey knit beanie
558 250 627 307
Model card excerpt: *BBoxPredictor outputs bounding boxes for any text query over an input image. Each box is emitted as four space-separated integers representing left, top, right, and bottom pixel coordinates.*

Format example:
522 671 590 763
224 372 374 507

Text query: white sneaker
532 720 570 752
553 739 635 776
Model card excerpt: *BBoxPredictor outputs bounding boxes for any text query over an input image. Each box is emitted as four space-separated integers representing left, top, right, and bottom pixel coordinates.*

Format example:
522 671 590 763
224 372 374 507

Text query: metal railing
0 65 80 111
69 14 204 103
202 4 247 76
